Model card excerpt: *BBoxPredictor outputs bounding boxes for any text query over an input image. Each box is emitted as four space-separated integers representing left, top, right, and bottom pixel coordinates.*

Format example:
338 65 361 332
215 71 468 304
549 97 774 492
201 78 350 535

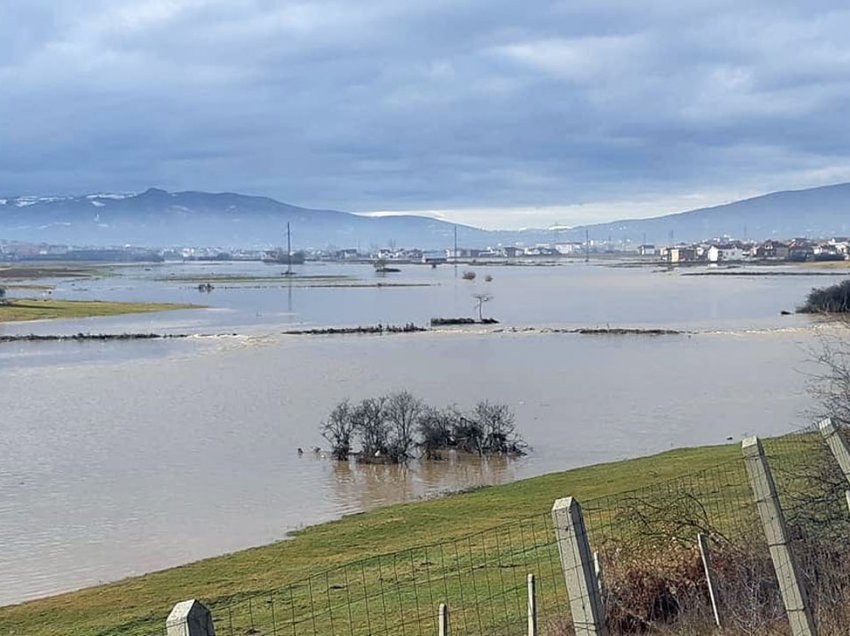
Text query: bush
320 400 355 460
318 393 526 463
799 279 850 313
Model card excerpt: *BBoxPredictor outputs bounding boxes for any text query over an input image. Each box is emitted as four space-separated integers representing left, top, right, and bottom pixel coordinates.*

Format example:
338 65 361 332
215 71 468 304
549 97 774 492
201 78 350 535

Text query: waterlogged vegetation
0 441 745 636
0 298 200 322
0 264 102 280
799 279 850 313
157 272 432 288
320 392 526 463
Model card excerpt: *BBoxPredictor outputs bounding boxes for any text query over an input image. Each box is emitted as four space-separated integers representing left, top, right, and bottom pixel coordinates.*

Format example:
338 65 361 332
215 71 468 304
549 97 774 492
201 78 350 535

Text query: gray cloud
2 0 850 227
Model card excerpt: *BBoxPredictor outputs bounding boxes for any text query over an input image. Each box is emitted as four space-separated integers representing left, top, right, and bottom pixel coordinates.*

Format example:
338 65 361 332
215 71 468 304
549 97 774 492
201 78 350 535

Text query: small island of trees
799 279 850 313
320 391 526 463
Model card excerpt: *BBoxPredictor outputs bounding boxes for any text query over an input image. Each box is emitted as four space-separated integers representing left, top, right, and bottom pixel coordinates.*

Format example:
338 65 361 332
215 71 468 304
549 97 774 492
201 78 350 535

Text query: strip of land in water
0 439 771 636
0 264 103 280
0 298 201 323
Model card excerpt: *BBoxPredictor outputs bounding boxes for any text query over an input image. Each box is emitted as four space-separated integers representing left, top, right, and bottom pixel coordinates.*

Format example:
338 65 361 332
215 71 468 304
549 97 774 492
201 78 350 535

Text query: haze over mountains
2 183 850 250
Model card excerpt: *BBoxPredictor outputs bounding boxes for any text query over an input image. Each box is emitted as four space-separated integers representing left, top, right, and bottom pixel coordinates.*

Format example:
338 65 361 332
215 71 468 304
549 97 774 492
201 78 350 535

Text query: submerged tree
799 280 850 313
320 399 356 460
417 405 461 459
351 396 390 460
318 393 526 463
384 391 423 461
473 401 526 454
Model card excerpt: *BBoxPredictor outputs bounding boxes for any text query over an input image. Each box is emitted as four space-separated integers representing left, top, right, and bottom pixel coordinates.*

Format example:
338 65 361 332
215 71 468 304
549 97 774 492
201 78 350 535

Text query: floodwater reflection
327 453 522 512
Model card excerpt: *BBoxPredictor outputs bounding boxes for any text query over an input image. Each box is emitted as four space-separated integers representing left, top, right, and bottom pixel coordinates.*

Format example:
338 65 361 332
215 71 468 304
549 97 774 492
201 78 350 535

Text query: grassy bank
0 298 200 322
0 443 744 635
0 264 103 280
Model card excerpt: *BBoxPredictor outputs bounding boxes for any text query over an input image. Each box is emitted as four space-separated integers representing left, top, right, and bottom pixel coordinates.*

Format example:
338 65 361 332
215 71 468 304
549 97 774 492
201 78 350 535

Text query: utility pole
286 222 292 276
585 228 590 263
453 224 458 263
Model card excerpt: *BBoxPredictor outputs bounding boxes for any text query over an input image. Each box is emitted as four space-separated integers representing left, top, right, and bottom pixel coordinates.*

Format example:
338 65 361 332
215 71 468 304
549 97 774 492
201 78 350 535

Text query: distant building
756 240 790 260
421 250 447 264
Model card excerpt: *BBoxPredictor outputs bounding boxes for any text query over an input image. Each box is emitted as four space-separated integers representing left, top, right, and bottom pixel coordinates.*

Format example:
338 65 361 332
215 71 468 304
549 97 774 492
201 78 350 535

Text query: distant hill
566 183 850 245
0 188 508 250
2 183 850 250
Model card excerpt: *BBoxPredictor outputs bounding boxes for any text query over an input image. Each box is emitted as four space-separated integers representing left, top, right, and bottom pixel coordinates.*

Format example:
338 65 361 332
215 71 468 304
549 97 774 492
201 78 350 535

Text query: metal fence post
527 573 537 636
438 602 449 636
551 497 608 636
697 533 721 628
166 600 216 636
818 417 850 484
742 437 817 636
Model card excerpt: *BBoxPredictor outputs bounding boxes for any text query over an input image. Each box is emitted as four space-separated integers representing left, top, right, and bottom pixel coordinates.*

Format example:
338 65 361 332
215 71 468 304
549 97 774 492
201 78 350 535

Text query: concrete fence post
697 533 721 628
551 497 608 636
593 551 607 615
742 437 817 636
527 573 537 636
438 602 449 636
818 417 850 485
166 600 216 636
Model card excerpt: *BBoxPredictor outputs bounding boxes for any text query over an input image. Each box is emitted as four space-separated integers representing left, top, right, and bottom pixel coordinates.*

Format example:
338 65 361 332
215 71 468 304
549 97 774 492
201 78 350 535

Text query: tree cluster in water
320 391 526 463
799 279 850 313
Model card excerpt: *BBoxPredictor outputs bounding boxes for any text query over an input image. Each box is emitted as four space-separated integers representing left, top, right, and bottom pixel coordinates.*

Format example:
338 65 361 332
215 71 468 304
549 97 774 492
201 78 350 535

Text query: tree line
320 391 526 463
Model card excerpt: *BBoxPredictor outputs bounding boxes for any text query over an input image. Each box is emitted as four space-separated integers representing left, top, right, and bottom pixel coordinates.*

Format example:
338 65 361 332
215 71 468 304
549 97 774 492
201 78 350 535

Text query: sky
3 1 850 229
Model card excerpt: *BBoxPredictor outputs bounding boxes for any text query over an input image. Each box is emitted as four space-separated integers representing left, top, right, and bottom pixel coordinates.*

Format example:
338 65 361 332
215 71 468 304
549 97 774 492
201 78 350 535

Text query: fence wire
196 513 566 636
126 423 850 636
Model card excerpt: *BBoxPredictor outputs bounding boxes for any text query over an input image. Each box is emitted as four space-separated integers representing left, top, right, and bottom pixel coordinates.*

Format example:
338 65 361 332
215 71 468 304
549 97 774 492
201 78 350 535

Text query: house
756 240 791 260
788 240 815 262
421 250 447 264
706 244 745 263
555 242 584 255
662 247 681 264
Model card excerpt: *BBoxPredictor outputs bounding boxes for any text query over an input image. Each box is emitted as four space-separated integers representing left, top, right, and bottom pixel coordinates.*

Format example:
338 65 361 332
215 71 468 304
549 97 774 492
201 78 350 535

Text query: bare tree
319 394 526 462
385 391 423 461
320 400 355 460
808 325 850 426
417 405 455 459
473 400 524 454
472 293 492 321
352 396 389 460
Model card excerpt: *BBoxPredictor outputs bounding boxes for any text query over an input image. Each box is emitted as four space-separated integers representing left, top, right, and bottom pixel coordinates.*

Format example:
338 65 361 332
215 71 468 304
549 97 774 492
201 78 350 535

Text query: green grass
0 265 102 280
0 298 200 322
1 432 829 636
0 442 753 636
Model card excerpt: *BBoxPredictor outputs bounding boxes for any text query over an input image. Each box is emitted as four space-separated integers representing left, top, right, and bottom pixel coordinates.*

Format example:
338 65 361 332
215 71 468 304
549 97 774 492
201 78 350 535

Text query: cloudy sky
3 1 850 229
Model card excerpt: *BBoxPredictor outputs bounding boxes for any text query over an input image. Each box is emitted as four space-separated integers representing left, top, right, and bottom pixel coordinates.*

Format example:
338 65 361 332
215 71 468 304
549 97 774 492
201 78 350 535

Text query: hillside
570 182 850 245
3 183 850 250
0 189 523 250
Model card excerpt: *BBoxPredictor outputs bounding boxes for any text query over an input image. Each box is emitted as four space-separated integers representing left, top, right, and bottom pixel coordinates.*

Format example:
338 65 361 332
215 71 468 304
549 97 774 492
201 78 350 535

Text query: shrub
320 400 355 460
799 279 850 313
318 394 526 463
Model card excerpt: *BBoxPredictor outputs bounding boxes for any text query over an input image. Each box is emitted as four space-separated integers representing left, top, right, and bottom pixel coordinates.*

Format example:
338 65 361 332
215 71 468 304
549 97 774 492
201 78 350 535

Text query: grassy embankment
0 298 200 323
0 442 753 636
0 265 199 322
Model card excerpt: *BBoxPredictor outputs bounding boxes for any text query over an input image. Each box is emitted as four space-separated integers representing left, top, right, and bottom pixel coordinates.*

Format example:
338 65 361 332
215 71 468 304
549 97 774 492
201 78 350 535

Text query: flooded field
0 260 839 604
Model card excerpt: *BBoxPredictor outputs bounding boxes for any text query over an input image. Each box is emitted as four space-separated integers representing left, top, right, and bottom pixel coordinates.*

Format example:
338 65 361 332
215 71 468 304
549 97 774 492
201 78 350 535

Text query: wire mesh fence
197 513 567 636
131 422 850 636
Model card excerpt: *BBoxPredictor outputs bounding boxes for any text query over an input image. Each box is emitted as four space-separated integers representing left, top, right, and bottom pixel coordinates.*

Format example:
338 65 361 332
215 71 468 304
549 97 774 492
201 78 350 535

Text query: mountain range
2 183 850 250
